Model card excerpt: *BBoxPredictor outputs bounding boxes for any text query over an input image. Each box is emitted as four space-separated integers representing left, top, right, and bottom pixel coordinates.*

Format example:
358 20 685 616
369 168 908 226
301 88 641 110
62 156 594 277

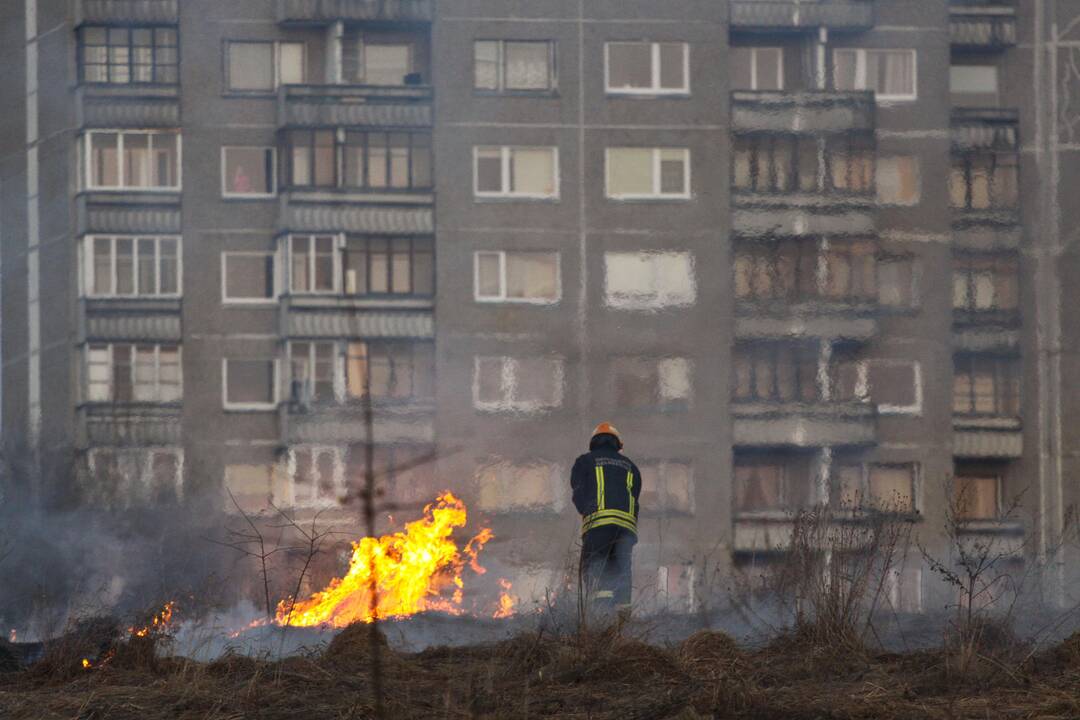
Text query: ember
275 492 495 627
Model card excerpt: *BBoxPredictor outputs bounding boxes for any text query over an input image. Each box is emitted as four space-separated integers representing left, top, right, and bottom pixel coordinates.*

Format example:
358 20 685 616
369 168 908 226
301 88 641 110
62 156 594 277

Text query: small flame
81 658 91 669
493 579 517 619
8 629 14 643
275 492 495 627
129 601 175 638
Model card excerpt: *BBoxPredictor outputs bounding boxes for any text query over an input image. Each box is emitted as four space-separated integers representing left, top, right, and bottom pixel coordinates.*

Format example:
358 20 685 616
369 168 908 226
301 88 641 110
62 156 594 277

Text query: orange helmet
591 422 623 448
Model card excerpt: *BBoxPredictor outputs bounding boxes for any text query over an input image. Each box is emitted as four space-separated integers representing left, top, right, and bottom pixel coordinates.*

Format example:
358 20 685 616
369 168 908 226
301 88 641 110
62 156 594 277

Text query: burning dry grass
5 621 1080 719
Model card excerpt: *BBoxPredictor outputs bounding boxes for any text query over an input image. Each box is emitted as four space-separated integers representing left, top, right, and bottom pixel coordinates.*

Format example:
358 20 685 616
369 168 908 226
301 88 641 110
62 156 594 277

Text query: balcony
956 519 1025 557
730 0 874 31
280 402 434 445
277 0 433 24
950 2 1017 49
953 416 1022 458
279 84 432 129
281 299 433 339
76 405 182 449
952 108 1019 152
734 512 886 553
732 91 875 134
77 192 181 236
732 401 876 447
80 298 182 344
733 196 876 239
77 0 178 25
76 85 180 129
278 193 433 235
736 301 877 341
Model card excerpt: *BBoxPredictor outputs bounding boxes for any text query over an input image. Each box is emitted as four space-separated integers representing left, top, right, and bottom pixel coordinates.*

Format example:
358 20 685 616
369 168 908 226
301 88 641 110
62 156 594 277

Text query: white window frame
604 147 691 200
287 233 342 295
866 359 923 415
473 40 557 92
287 340 341 405
84 129 182 192
221 251 278 305
222 357 280 411
472 356 565 413
83 343 183 404
286 445 346 508
739 46 784 91
657 564 697 613
604 41 690 96
225 40 306 92
221 146 277 199
81 235 182 298
473 146 560 200
473 251 561 304
833 48 917 102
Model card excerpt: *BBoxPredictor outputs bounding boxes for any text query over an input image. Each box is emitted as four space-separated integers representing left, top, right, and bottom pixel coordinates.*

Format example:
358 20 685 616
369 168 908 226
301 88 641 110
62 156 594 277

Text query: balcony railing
77 405 182 448
730 0 874 31
279 84 432 128
732 400 877 447
950 9 1017 48
732 90 875 133
277 0 433 23
77 0 178 25
952 107 1019 151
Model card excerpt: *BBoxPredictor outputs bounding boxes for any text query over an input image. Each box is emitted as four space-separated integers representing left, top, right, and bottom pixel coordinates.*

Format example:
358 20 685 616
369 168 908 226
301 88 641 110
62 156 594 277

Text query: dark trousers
580 524 635 609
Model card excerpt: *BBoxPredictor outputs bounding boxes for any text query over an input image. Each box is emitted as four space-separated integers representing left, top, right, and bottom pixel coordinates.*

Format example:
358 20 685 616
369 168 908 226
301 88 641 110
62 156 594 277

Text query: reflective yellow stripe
581 508 638 535
627 470 634 518
596 465 606 511
582 516 638 535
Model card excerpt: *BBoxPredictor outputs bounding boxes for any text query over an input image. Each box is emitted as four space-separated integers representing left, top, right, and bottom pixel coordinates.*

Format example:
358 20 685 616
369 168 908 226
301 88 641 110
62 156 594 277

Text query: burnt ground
4 617 1080 719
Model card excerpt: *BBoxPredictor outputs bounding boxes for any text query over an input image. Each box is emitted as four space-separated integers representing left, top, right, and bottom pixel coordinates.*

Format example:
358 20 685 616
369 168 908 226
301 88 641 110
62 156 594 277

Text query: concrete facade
2 0 1078 612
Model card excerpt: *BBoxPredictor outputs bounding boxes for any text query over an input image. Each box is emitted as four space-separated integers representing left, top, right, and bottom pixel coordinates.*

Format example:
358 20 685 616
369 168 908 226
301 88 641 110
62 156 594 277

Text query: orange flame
81 658 91 669
129 601 175 638
493 579 517 619
275 492 494 628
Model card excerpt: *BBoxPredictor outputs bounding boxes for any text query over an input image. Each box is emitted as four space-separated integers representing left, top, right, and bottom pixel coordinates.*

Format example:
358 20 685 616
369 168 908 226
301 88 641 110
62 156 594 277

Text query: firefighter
571 422 642 616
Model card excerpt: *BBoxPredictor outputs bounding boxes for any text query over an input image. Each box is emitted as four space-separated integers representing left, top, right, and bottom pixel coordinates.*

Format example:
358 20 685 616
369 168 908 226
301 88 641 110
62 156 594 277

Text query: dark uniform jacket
570 444 642 537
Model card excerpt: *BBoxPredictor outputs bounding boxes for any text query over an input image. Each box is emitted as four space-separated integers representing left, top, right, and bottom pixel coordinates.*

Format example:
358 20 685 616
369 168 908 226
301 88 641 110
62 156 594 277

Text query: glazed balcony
77 0 178 25
730 0 874 31
950 1 1017 49
731 90 875 134
277 0 433 24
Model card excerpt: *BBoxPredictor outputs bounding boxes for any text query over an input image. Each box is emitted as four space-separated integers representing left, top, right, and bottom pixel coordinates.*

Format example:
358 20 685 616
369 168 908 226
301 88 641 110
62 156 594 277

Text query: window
474 251 559 303
222 251 276 303
473 356 563 412
477 459 558 511
605 148 690 199
85 344 182 403
223 358 278 410
85 130 180 190
612 357 692 410
288 446 346 508
361 44 412 85
638 461 693 514
224 463 274 513
604 252 696 309
868 464 916 512
474 146 559 199
730 47 783 91
474 40 556 92
833 48 917 100
827 135 875 193
732 135 820 193
342 131 432 190
605 41 688 95
345 342 434 401
83 235 180 297
289 234 338 294
733 239 876 304
87 448 183 507
949 153 1018 210
878 255 918 308
876 156 920 205
953 355 1020 417
289 342 336 404
955 474 1002 520
884 567 922 613
735 458 811 512
222 147 275 197
950 65 999 105
225 40 305 91
953 254 1019 312
287 130 337 188
80 26 178 84
866 359 922 414
657 564 696 612
343 237 434 296
732 343 819 403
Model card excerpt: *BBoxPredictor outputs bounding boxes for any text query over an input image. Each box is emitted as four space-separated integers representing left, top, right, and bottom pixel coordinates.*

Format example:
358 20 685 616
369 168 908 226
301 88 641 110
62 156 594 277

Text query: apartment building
0 0 1077 612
